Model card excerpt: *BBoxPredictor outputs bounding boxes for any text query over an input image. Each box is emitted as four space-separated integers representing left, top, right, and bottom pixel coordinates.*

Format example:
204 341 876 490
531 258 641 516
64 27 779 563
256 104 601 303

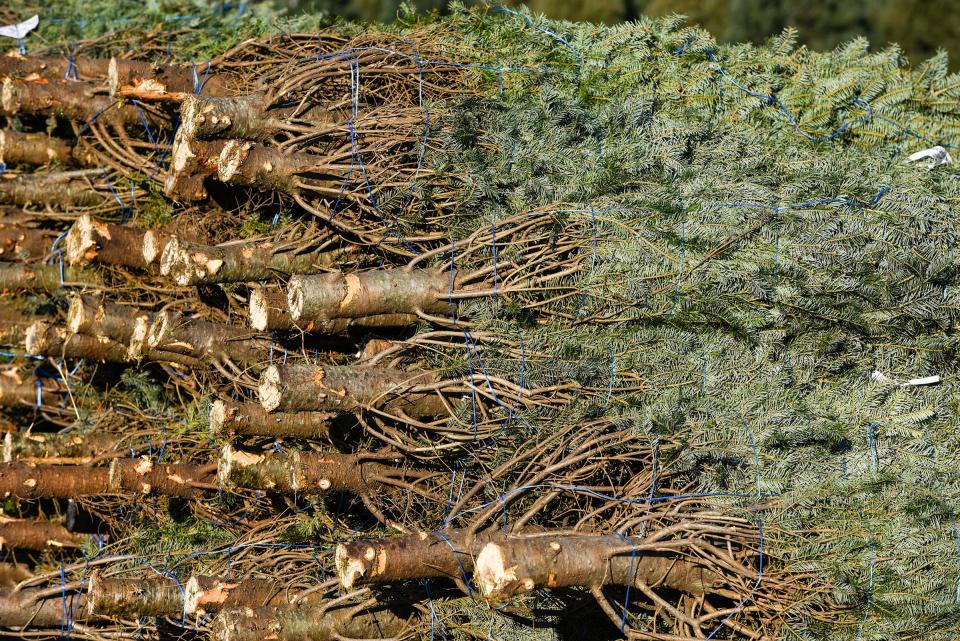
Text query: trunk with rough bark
0 517 90 551
0 130 95 168
210 399 334 440
66 294 148 344
211 604 409 641
109 57 233 98
1 77 138 125
336 529 506 589
258 364 446 415
159 235 342 286
0 220 56 261
0 586 89 628
179 93 347 141
65 215 157 270
0 263 99 292
3 429 118 464
0 458 211 499
473 534 720 602
0 372 63 409
251 286 417 333
287 268 451 324
26 321 132 362
218 446 400 495
0 54 111 82
146 310 272 366
0 171 112 208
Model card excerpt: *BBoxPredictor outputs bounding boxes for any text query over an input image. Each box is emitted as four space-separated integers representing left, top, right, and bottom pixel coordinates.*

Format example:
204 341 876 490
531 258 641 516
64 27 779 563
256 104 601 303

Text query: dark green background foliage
286 0 960 68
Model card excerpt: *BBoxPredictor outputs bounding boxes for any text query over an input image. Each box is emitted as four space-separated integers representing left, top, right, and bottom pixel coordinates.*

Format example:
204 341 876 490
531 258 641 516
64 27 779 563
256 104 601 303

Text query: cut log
0 219 56 261
1 77 138 125
159 235 342 286
0 372 63 409
217 140 319 192
211 604 408 641
0 130 95 168
336 529 506 589
0 263 99 292
0 457 210 499
26 321 133 362
0 586 89 628
0 516 90 551
287 268 451 323
65 215 156 270
210 399 334 440
3 429 117 464
258 364 446 415
86 572 186 618
146 310 272 366
179 93 348 141
0 171 111 209
473 534 720 602
66 294 149 345
251 286 418 333
108 57 232 98
0 54 111 82
218 446 397 495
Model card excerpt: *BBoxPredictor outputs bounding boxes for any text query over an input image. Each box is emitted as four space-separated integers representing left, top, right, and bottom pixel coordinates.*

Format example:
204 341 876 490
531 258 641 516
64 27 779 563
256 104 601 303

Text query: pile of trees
1 2 960 640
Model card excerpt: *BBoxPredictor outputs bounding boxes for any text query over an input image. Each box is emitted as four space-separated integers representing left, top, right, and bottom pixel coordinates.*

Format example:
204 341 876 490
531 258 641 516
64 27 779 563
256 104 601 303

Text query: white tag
0 16 39 41
872 370 940 387
906 145 952 169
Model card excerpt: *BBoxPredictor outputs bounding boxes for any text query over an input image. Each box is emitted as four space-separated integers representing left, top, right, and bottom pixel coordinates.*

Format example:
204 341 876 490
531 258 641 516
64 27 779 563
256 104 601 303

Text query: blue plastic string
493 6 582 80
868 422 880 472
571 206 598 323
613 531 637 633
602 344 615 414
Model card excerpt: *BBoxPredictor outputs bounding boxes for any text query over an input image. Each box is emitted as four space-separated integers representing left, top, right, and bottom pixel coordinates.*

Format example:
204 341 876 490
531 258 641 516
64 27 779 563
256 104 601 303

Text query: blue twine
432 531 474 596
612 532 637 633
493 6 582 80
867 422 880 472
853 524 876 641
132 101 157 145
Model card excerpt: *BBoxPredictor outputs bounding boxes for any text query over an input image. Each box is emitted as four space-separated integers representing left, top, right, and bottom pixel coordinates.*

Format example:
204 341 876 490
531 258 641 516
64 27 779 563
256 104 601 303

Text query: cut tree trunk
179 93 348 141
0 263 100 292
1 77 139 126
473 534 720 602
0 171 112 209
211 604 409 641
159 235 343 286
0 458 211 499
0 516 90 551
66 294 149 345
0 586 89 628
164 135 226 202
109 57 233 98
26 321 134 362
0 372 63 409
216 140 319 192
210 399 334 440
218 446 401 495
336 529 508 589
287 268 451 324
3 429 118 464
250 286 417 333
0 54 111 82
258 364 447 415
0 220 57 261
0 130 95 168
146 310 272 366
65 215 158 271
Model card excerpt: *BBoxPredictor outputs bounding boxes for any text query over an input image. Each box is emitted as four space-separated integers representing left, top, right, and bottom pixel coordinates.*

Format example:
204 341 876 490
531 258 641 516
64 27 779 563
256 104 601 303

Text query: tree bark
146 310 272 366
1 77 138 126
0 586 89 628
109 57 233 98
336 529 507 589
26 321 132 362
288 268 451 324
210 399 334 440
0 54 111 82
3 429 117 464
0 130 95 168
0 171 111 208
65 215 155 270
179 93 347 141
258 364 446 415
164 134 226 202
86 572 186 618
0 516 90 551
218 446 398 495
159 235 343 286
216 140 319 192
0 373 63 409
66 294 148 344
0 458 210 499
0 264 100 292
251 286 417 333
473 534 720 602
212 604 408 641
0 220 56 262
